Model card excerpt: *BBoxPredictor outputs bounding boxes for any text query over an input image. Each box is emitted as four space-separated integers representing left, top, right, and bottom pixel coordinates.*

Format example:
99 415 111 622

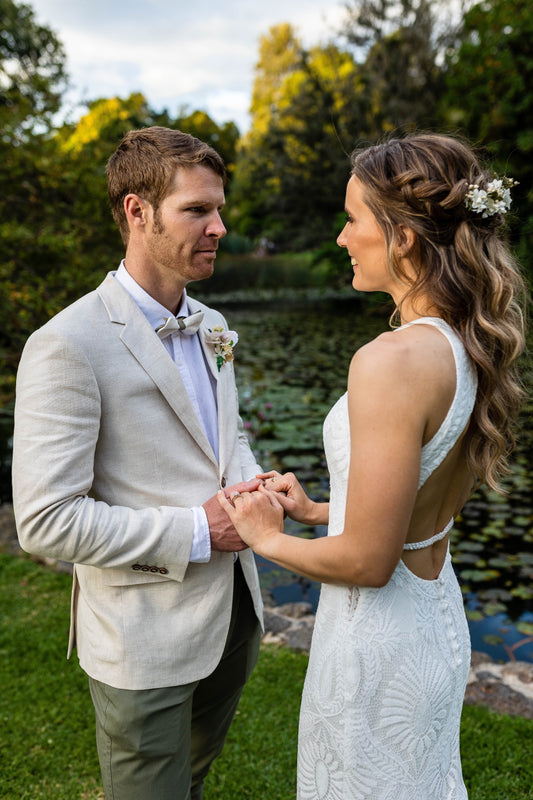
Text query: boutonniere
204 326 239 372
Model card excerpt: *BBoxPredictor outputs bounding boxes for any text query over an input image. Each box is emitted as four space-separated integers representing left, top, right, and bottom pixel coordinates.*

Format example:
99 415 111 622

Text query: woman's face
337 176 409 302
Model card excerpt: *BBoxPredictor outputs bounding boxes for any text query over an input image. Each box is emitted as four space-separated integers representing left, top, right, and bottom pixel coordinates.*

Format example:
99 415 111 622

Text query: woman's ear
396 225 416 257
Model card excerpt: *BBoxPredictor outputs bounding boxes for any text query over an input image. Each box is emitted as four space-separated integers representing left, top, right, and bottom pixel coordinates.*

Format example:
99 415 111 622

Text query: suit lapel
97 274 218 466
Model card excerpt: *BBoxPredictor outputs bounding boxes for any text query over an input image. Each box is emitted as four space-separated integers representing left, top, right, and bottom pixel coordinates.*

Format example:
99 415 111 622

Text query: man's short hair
107 126 226 244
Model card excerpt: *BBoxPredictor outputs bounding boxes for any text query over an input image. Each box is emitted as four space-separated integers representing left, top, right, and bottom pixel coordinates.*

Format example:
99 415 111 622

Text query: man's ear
124 194 149 228
396 225 416 257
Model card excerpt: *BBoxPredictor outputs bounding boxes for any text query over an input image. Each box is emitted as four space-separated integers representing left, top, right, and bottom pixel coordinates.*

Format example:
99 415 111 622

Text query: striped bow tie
155 310 204 339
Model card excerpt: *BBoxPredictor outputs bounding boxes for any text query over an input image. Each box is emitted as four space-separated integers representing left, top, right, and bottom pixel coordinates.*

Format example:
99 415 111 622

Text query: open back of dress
297 318 477 800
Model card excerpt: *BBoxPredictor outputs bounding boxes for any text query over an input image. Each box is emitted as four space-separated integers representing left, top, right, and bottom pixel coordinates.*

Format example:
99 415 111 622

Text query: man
12 126 263 800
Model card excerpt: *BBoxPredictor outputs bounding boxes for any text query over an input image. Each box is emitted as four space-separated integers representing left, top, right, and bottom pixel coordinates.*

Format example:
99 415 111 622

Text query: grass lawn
1 551 532 799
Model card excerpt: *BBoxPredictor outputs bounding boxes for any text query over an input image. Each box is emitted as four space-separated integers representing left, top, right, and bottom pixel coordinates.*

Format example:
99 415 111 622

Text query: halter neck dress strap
397 317 477 551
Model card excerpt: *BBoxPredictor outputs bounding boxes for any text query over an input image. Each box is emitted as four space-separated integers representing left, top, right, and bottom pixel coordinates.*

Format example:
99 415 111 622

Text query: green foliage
342 0 453 136
1 550 533 799
230 2 462 260
0 76 240 401
230 0 532 280
1 0 533 409
56 92 157 155
174 108 240 181
231 24 362 250
191 251 327 296
0 0 67 139
440 0 533 274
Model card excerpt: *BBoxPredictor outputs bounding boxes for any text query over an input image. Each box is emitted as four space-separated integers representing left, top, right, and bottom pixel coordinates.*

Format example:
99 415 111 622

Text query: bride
218 133 526 799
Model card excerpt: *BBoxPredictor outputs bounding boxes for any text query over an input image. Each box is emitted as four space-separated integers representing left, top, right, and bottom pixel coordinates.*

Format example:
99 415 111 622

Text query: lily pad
477 588 513 602
487 557 515 569
482 634 504 646
513 515 532 527
456 541 485 552
510 585 533 600
459 569 500 582
481 601 507 617
516 622 533 636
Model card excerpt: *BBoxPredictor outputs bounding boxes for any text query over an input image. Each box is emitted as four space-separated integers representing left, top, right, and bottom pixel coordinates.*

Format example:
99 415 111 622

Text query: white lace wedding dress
297 318 477 800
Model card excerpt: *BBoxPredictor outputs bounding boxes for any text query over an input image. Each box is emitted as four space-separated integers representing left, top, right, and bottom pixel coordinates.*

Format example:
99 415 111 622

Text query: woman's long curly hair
350 133 527 491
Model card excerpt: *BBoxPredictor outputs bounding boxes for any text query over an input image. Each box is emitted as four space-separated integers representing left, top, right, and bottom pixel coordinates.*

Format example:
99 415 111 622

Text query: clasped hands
205 471 314 554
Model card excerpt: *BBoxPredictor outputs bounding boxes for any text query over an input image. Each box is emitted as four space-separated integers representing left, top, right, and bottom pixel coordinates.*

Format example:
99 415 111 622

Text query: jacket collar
97 273 220 467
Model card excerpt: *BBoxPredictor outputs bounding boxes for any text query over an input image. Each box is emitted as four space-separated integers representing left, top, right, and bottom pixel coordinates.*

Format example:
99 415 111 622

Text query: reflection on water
219 293 533 663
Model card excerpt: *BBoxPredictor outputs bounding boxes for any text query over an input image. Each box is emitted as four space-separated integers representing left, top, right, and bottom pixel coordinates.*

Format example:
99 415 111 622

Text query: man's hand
202 479 262 551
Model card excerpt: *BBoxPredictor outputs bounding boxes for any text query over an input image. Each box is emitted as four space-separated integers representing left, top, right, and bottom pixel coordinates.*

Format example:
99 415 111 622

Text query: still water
217 292 533 663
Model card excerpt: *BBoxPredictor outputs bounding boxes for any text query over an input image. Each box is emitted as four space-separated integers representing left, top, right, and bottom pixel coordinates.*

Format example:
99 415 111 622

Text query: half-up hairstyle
350 133 527 491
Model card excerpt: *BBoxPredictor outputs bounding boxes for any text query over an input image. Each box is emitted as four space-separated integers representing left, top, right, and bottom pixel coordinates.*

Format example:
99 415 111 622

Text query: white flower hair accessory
464 176 518 219
204 326 239 372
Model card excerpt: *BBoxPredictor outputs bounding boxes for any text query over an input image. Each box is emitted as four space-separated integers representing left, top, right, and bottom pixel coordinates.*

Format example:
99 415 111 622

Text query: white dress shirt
115 261 214 562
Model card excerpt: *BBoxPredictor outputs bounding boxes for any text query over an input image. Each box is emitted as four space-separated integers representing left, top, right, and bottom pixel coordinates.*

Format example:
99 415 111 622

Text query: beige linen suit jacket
12 272 263 690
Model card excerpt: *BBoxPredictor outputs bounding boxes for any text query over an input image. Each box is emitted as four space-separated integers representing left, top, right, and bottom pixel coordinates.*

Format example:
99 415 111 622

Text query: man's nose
207 212 227 238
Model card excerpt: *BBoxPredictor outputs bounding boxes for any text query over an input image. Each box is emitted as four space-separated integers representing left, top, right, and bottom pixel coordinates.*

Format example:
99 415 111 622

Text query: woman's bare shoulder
347 324 456 424
350 324 453 382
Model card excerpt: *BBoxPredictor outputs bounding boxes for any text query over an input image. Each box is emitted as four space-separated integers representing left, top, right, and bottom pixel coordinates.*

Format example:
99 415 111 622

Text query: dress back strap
403 517 454 550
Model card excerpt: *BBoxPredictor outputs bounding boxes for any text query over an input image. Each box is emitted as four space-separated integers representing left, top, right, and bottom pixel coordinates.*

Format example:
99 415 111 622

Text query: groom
12 126 263 799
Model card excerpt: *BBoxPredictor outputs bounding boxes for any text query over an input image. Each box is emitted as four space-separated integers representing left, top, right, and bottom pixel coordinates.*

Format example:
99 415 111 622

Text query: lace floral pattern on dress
297 318 474 800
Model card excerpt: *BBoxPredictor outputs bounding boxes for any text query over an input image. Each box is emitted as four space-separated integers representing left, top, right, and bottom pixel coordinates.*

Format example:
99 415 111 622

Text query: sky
28 0 347 133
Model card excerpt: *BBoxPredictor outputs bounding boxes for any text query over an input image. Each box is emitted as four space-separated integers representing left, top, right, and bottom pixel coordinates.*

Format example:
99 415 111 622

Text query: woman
218 133 526 798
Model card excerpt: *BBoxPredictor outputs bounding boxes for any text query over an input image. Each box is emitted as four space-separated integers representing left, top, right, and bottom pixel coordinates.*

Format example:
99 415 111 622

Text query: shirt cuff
190 506 212 563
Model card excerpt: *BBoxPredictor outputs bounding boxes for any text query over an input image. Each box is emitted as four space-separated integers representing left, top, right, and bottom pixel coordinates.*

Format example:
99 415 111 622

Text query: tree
0 0 69 402
173 109 240 182
0 0 67 140
231 5 468 254
441 0 533 274
52 96 241 280
231 25 362 250
230 24 304 244
340 0 460 137
0 86 244 377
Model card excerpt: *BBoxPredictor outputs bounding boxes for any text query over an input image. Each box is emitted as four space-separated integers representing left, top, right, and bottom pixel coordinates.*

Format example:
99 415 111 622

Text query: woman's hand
216 486 285 555
257 471 327 526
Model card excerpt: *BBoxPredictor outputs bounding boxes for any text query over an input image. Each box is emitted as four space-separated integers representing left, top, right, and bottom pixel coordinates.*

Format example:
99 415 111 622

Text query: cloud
30 0 347 130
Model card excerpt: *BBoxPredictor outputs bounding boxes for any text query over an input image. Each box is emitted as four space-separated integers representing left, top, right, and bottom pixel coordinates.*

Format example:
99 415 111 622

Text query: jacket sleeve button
159 567 169 575
132 564 142 571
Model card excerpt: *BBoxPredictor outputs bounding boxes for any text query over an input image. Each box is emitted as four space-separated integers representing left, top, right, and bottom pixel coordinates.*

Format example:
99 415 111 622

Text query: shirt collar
115 260 189 330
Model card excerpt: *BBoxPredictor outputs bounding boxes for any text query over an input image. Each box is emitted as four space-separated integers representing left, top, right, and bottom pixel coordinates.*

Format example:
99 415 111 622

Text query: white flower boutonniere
205 326 239 372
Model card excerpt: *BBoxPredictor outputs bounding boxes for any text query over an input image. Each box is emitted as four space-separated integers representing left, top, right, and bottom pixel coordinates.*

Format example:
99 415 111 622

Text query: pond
215 291 533 664
1 288 531 663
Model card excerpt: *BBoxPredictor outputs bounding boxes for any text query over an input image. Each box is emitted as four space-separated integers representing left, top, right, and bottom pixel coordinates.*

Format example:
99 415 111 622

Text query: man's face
145 164 227 285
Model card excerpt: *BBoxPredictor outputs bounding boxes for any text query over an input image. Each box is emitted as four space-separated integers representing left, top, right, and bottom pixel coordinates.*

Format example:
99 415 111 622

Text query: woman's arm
220 333 431 587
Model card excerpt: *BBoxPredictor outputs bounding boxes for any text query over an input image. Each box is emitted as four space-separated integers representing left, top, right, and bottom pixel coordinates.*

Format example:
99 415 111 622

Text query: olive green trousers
89 561 260 800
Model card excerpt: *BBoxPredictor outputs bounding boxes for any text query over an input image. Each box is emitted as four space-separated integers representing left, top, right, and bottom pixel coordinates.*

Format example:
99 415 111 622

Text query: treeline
1 0 532 403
